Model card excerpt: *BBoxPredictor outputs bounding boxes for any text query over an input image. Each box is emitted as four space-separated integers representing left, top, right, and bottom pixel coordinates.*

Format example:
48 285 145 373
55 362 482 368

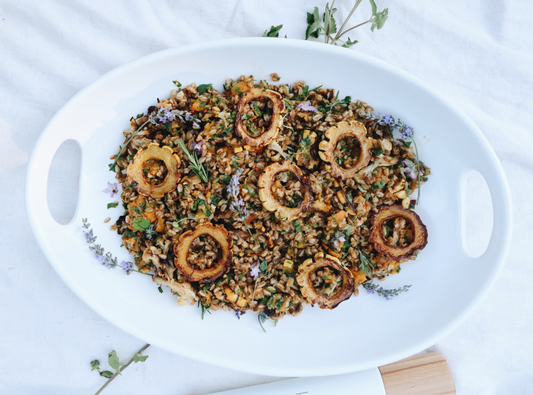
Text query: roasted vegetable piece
173 223 233 283
296 252 355 309
127 143 181 198
235 88 285 147
258 160 314 220
369 204 428 260
318 121 372 179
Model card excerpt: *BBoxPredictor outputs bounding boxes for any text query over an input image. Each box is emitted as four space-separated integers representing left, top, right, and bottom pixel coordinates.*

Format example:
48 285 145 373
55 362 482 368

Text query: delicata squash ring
174 223 233 283
235 88 285 147
258 160 313 220
369 204 428 260
318 121 372 179
127 143 181 198
296 252 355 309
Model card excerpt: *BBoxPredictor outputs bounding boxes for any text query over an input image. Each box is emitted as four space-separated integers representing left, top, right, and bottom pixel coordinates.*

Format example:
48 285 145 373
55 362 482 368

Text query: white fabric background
1 0 532 394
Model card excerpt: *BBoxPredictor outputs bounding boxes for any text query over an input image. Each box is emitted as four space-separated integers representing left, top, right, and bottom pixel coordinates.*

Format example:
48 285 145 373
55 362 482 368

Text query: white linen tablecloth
1 1 532 393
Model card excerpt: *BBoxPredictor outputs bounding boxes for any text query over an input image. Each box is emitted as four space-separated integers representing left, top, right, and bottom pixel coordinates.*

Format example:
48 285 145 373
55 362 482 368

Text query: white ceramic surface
26 38 512 377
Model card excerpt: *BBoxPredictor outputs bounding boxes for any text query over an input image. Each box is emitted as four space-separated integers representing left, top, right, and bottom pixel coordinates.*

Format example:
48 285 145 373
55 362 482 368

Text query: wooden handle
379 352 456 395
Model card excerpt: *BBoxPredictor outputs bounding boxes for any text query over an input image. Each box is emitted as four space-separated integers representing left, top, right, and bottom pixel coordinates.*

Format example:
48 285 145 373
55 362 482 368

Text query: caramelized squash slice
296 252 355 309
235 88 285 147
258 160 313 220
318 121 372 179
173 223 232 283
369 204 428 260
127 143 181 198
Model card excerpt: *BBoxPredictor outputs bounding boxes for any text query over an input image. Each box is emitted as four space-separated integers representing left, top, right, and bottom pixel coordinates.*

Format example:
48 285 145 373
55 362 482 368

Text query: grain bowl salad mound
111 75 431 321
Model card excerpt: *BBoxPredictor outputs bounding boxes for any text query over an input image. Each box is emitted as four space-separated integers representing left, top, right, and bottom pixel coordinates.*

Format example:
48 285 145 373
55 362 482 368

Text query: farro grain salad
110 75 430 321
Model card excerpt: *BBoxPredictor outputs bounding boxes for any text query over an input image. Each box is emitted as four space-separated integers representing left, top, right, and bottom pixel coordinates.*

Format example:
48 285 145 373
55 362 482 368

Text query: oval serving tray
26 38 512 377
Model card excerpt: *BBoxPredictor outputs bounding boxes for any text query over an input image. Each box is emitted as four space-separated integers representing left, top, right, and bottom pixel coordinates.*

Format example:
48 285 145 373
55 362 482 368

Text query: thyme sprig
91 344 150 395
363 282 411 300
176 138 210 183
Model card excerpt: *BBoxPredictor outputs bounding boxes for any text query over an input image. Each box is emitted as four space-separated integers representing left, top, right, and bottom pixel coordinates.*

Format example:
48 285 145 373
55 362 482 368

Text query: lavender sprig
82 218 151 276
362 111 422 206
108 104 201 173
176 139 210 183
226 169 259 247
363 282 411 300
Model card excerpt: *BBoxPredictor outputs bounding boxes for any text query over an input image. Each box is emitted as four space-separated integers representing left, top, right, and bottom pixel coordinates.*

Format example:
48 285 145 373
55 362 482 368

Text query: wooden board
379 352 456 395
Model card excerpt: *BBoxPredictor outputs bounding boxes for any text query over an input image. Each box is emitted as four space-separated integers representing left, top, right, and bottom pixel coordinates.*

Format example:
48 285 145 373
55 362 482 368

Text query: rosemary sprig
108 119 150 172
176 138 210 183
358 249 375 277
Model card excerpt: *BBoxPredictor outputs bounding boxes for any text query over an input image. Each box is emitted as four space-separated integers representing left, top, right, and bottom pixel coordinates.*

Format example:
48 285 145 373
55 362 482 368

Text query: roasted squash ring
296 252 355 309
173 223 233 283
318 121 372 179
258 160 314 220
127 143 181 198
235 88 285 147
369 204 428 260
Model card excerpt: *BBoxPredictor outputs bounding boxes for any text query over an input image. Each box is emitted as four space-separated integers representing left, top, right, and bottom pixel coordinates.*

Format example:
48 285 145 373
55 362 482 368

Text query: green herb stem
94 344 150 395
109 119 150 172
412 138 421 206
334 0 363 40
336 19 370 39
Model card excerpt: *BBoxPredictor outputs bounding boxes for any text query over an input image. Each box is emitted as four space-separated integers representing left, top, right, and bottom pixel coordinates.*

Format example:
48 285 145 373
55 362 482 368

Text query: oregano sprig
91 344 150 395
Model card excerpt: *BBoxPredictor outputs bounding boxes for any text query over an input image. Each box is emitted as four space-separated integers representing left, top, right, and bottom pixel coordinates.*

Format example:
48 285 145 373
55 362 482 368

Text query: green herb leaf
369 0 388 32
306 7 322 40
191 199 206 212
132 217 151 232
371 148 384 156
100 370 113 378
293 220 302 233
259 260 268 271
158 286 163 293
373 180 386 189
197 84 213 94
172 80 182 88
211 196 222 205
243 184 256 196
90 360 100 371
107 202 119 209
107 350 123 375
132 352 149 363
136 113 144 119
263 24 283 37
284 100 294 110
342 38 358 48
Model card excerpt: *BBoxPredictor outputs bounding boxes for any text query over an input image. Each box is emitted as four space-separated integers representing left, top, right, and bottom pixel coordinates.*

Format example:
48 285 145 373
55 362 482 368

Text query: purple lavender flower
96 255 105 264
83 229 94 243
297 101 318 112
333 231 346 249
400 127 413 139
402 159 417 180
250 262 261 279
192 121 200 129
102 182 118 198
192 141 204 156
185 113 193 122
366 288 375 295
120 261 133 274
235 309 242 319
